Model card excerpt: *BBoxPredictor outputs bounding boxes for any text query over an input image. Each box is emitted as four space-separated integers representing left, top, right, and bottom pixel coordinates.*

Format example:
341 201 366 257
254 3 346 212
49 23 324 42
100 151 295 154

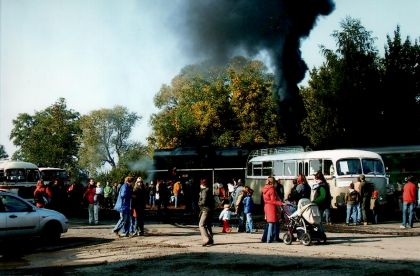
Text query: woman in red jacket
262 176 283 243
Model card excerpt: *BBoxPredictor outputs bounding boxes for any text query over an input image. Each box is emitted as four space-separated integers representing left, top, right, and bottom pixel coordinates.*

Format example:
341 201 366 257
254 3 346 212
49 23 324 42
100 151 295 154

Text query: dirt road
1 217 420 275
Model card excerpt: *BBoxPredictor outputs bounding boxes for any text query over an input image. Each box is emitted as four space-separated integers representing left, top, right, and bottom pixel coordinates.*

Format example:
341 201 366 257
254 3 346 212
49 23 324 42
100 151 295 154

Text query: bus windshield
362 158 385 175
5 168 40 182
40 169 69 183
337 158 385 176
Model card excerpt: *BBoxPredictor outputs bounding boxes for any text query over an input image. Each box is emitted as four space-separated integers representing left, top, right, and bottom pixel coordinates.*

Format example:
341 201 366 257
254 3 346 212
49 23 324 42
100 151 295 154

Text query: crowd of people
32 171 419 246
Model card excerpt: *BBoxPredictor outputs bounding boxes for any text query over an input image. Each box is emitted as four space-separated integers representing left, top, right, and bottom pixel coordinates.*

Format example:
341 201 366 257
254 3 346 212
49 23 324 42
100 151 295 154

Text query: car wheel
41 221 62 242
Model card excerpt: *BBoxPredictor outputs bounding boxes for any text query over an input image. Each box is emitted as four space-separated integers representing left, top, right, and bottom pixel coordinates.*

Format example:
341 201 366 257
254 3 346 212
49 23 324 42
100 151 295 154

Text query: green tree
381 26 420 144
150 57 284 149
300 17 381 148
10 98 81 167
0 145 8 159
78 106 141 175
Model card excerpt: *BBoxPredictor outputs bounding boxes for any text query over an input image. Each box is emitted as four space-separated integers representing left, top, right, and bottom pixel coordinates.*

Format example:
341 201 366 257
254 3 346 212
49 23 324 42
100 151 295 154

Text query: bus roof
38 167 66 171
0 161 39 170
248 149 382 163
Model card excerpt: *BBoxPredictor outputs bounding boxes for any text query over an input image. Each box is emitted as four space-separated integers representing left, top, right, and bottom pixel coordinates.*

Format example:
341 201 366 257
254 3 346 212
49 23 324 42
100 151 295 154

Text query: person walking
173 180 182 208
113 176 134 237
400 176 417 229
131 177 147 236
83 179 96 225
312 171 332 229
33 180 49 208
262 176 282 243
360 175 373 225
198 178 214 246
93 182 104 224
219 204 233 233
345 183 360 225
103 182 113 209
243 186 256 233
233 179 246 232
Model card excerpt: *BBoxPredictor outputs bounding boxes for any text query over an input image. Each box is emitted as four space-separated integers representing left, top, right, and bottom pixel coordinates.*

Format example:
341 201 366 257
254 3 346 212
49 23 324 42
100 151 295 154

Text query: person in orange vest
173 180 182 208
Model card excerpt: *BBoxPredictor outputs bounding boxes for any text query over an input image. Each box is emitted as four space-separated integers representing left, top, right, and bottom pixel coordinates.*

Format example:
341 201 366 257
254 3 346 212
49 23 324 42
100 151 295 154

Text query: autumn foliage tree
149 57 285 149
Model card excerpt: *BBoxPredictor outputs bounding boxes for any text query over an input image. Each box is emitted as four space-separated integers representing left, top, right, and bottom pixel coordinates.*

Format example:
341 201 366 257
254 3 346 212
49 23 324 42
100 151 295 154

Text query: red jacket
84 185 96 204
402 181 417 203
262 184 282 223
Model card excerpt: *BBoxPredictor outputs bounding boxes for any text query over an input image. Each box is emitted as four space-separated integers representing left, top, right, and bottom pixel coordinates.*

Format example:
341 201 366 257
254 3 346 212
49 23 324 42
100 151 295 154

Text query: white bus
38 167 70 186
245 148 388 207
0 160 41 199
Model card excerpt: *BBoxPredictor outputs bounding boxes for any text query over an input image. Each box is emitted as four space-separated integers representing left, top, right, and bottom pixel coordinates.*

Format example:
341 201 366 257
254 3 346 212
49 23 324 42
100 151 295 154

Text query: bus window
273 161 283 176
0 169 4 181
362 159 385 175
298 162 303 175
309 159 321 175
262 161 272 176
324 159 333 176
337 159 362 175
284 161 296 176
27 169 40 182
253 163 262 176
7 169 25 181
298 162 308 175
247 162 253 176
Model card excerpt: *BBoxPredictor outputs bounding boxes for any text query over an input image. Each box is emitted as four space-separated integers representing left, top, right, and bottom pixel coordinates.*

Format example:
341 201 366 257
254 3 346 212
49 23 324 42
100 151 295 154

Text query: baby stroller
282 198 327 246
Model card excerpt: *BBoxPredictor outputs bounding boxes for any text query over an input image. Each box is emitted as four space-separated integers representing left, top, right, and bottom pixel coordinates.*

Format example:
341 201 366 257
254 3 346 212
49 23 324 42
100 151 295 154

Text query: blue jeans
113 210 131 235
356 203 361 223
149 195 155 206
266 222 275 243
245 213 254 232
346 204 356 224
402 202 415 227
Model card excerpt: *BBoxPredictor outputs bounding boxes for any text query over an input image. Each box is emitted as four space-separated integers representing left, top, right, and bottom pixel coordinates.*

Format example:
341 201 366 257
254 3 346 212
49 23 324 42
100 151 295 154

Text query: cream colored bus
245 148 388 207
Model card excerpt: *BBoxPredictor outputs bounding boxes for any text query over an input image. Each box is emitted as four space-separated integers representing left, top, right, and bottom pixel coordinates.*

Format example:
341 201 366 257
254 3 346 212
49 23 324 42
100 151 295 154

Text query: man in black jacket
198 178 214 246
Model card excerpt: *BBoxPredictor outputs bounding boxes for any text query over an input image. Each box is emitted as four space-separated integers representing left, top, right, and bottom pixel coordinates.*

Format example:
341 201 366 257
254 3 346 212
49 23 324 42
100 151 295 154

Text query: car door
0 194 40 237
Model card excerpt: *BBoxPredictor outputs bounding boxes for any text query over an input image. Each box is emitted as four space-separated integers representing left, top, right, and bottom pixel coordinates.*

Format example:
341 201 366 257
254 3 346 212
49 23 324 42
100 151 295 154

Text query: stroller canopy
292 198 322 225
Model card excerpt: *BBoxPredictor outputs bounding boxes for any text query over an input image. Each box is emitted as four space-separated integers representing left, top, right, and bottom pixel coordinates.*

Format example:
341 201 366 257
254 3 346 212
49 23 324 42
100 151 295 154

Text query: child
219 204 233 233
243 186 256 233
370 190 380 224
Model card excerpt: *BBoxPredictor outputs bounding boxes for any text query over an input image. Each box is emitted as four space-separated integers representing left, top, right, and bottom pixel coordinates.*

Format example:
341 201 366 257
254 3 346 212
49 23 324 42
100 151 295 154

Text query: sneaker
400 225 406 229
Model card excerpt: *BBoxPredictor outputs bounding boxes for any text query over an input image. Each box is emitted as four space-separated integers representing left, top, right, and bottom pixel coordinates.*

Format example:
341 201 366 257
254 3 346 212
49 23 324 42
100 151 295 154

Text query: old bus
38 167 70 186
0 160 41 199
245 148 388 207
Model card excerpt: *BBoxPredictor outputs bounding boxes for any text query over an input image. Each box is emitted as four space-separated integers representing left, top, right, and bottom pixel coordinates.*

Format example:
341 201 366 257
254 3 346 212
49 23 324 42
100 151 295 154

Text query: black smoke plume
179 0 335 144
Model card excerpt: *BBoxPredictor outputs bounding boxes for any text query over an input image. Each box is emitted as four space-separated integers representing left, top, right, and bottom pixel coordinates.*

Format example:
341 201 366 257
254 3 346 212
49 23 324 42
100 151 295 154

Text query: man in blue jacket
113 176 134 237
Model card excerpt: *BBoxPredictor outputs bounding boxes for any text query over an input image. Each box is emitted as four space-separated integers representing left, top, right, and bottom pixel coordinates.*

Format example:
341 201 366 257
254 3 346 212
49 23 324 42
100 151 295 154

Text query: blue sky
1 0 419 156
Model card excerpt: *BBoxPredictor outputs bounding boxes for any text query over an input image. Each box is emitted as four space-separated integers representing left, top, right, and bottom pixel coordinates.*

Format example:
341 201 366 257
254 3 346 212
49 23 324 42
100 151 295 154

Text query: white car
0 190 68 241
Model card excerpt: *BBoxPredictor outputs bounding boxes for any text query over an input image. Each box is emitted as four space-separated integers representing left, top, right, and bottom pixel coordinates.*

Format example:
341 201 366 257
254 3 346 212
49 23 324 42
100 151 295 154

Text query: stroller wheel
283 232 293 245
300 233 311 246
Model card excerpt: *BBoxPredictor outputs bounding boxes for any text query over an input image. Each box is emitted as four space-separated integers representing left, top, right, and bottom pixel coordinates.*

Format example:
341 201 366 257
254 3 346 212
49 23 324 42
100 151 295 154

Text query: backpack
349 190 359 202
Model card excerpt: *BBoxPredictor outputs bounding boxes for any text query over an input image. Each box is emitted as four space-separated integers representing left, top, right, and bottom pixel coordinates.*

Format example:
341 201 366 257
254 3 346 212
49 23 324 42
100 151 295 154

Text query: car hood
37 208 68 220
